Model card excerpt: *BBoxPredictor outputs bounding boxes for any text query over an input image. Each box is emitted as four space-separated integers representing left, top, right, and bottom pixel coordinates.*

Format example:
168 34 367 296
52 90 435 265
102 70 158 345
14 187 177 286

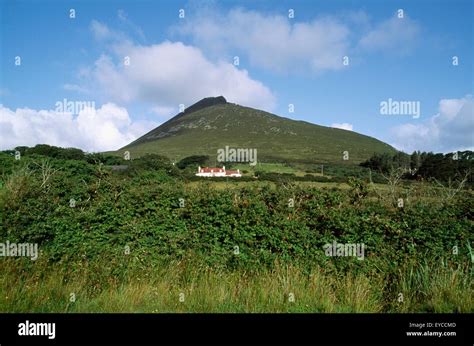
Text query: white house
196 166 242 177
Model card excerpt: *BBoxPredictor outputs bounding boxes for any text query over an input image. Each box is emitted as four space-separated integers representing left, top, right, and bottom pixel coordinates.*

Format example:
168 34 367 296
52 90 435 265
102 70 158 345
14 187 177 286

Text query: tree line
360 150 473 182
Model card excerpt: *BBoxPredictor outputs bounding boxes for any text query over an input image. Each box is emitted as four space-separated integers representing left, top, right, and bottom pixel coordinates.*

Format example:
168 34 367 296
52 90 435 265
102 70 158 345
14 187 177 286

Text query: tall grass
0 256 471 313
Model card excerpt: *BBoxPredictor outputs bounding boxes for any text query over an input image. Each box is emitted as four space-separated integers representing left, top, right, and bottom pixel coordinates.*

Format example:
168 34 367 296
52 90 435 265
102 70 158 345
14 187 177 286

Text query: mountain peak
184 96 227 115
122 96 396 163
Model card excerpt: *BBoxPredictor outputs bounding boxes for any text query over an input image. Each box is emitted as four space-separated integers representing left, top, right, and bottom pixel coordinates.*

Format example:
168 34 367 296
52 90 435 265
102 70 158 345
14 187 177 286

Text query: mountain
120 96 396 164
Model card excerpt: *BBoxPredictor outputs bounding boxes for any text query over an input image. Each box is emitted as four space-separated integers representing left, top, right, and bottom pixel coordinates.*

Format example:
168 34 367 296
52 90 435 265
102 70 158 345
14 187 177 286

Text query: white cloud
117 9 146 42
117 9 127 21
90 20 114 41
0 103 157 152
331 122 353 131
63 84 89 94
86 36 276 111
390 95 474 153
175 8 351 73
358 15 420 53
151 106 176 118
175 8 421 73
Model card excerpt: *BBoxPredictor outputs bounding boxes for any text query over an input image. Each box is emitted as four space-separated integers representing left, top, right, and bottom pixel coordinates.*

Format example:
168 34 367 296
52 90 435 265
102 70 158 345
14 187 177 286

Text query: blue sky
0 0 472 153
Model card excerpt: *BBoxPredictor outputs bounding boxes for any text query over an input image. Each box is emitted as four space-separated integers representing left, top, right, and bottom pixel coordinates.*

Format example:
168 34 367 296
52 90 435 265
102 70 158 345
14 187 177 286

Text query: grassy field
0 152 472 313
184 179 418 193
0 257 471 313
185 180 350 189
233 162 297 174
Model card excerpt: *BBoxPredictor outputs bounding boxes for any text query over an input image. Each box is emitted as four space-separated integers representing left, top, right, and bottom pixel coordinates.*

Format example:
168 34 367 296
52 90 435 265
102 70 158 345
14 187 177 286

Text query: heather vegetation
0 145 472 312
119 100 397 164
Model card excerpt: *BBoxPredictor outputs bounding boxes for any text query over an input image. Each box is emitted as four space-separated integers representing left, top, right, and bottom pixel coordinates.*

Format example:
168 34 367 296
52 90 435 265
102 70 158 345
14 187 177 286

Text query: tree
176 155 209 169
131 154 179 175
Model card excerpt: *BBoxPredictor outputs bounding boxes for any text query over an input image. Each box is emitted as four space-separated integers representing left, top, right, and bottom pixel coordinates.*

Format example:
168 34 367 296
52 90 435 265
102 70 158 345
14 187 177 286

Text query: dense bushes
1 152 472 274
255 171 333 182
13 144 86 160
176 155 209 169
1 150 472 312
7 144 128 166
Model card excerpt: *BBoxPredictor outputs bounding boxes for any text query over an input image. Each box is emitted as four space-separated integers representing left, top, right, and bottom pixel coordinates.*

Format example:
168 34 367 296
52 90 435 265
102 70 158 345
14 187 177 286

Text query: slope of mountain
121 96 396 164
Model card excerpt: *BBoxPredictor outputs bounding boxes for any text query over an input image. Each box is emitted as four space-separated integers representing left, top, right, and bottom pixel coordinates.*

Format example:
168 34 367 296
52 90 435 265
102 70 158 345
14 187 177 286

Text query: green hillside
120 96 396 164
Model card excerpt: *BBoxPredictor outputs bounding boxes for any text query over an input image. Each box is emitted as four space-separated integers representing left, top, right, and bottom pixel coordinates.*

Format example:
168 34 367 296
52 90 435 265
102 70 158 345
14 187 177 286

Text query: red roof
198 167 240 175
225 170 240 175
199 167 224 173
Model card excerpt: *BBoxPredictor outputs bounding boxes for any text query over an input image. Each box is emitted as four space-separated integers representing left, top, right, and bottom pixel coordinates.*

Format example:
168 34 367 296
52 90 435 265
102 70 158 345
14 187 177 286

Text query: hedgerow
1 153 472 275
